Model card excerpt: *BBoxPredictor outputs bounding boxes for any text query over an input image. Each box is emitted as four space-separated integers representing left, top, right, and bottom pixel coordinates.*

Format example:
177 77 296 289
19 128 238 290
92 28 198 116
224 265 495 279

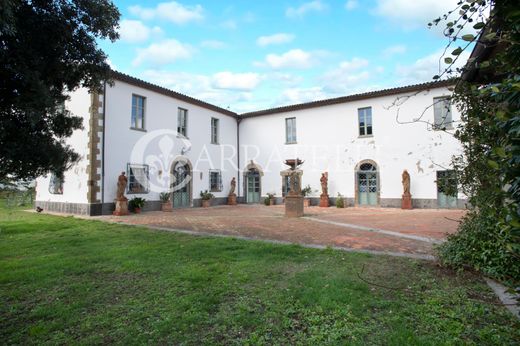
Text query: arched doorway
243 161 263 204
245 168 261 203
355 160 379 206
170 158 192 208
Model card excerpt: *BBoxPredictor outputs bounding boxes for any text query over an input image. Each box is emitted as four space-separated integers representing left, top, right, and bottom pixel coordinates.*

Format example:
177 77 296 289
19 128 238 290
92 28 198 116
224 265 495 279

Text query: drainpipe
236 116 241 199
101 81 107 207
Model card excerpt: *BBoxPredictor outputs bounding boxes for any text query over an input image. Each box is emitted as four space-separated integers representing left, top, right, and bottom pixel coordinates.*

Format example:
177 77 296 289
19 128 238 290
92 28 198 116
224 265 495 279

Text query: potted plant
264 196 271 206
159 192 172 212
129 197 146 213
336 193 345 208
267 192 276 205
302 185 313 207
200 190 214 207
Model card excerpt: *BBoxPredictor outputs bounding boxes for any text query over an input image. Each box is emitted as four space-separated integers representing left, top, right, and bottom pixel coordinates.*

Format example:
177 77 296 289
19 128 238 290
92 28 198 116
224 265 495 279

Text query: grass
0 206 518 345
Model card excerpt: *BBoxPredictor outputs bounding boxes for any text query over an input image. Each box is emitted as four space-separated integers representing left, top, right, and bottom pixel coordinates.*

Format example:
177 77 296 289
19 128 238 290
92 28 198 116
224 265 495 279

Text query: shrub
200 190 214 200
335 194 344 208
159 192 170 203
437 210 520 285
129 197 146 211
301 185 313 197
264 197 270 206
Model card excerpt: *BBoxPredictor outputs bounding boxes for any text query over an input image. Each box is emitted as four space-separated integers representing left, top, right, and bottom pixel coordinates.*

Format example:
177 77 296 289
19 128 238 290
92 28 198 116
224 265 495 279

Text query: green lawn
0 207 518 345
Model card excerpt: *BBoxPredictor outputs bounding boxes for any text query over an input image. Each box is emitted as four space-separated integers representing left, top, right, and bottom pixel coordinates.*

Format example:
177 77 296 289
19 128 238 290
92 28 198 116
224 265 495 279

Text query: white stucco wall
238 86 463 203
103 80 239 204
35 87 91 204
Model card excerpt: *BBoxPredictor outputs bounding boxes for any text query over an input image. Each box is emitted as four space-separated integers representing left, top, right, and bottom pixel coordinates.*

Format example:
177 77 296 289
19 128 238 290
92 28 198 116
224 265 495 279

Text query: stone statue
116 172 128 200
229 177 236 195
402 170 410 195
320 172 328 196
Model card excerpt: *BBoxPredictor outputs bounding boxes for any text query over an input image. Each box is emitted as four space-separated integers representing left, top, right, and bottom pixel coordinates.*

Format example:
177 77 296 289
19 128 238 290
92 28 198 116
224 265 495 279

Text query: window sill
127 191 149 195
358 135 374 138
210 189 222 193
130 127 147 132
285 142 297 145
211 142 220 145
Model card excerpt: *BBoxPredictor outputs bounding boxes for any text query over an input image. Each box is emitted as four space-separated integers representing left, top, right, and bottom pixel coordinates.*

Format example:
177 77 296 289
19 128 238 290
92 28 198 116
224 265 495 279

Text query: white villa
35 71 464 215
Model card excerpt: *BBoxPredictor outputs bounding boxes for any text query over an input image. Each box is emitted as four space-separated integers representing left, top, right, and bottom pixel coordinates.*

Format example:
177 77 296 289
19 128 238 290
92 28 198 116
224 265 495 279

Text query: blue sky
100 0 471 113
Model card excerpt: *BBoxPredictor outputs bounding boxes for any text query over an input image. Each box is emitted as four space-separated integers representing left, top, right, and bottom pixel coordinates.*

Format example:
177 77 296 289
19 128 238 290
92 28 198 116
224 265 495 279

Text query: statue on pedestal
228 177 237 205
116 172 128 200
401 169 412 209
229 177 236 195
319 172 330 207
320 172 328 196
113 171 130 216
402 170 410 195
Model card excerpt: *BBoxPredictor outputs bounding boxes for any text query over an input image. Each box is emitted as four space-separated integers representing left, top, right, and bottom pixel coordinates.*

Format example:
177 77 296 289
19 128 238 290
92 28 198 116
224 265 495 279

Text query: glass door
246 170 260 203
437 170 457 208
357 163 378 206
173 163 190 208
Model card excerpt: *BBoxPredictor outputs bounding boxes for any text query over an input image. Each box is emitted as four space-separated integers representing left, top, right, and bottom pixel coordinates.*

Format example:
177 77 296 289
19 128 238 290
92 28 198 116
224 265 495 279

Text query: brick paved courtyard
91 205 465 258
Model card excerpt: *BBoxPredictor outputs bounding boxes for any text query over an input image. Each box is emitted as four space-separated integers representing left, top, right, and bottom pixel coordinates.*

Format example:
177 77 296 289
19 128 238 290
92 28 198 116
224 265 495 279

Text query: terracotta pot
269 198 275 206
161 202 172 212
303 198 311 207
134 207 141 214
202 199 211 208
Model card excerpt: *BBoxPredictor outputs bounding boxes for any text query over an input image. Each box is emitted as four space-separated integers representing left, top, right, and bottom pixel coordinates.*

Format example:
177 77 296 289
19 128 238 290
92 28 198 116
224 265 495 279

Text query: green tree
432 0 520 287
0 0 119 181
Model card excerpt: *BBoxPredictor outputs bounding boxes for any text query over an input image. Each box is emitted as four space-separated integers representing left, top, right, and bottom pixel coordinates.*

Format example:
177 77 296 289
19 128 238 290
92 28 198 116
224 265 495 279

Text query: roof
110 71 238 117
110 70 455 119
239 79 455 118
461 23 505 83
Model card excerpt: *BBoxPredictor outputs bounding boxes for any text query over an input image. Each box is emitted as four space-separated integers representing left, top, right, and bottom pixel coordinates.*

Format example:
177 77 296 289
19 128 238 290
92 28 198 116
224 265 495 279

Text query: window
48 173 63 194
131 95 145 130
358 107 373 136
177 108 188 137
433 97 452 129
436 170 457 196
209 170 222 192
285 117 297 144
211 117 219 144
127 164 149 194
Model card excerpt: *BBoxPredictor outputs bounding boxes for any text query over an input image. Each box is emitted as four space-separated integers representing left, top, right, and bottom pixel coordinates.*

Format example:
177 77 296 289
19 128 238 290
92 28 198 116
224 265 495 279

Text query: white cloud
286 1 327 18
140 70 262 112
268 72 304 86
279 87 328 105
129 1 204 25
395 49 470 84
212 72 261 91
201 40 226 49
260 49 319 69
373 0 457 29
132 39 192 67
382 44 407 58
256 33 295 47
345 0 358 10
119 20 162 43
320 58 371 93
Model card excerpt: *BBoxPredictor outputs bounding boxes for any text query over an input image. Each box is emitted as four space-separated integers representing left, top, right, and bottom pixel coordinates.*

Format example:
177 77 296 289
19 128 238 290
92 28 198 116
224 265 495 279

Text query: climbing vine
431 0 520 287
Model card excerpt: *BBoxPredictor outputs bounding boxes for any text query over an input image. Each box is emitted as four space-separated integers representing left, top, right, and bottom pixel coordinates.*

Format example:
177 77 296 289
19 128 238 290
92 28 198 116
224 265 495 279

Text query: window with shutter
433 97 452 130
285 117 297 144
127 164 149 194
209 170 222 192
358 107 373 136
